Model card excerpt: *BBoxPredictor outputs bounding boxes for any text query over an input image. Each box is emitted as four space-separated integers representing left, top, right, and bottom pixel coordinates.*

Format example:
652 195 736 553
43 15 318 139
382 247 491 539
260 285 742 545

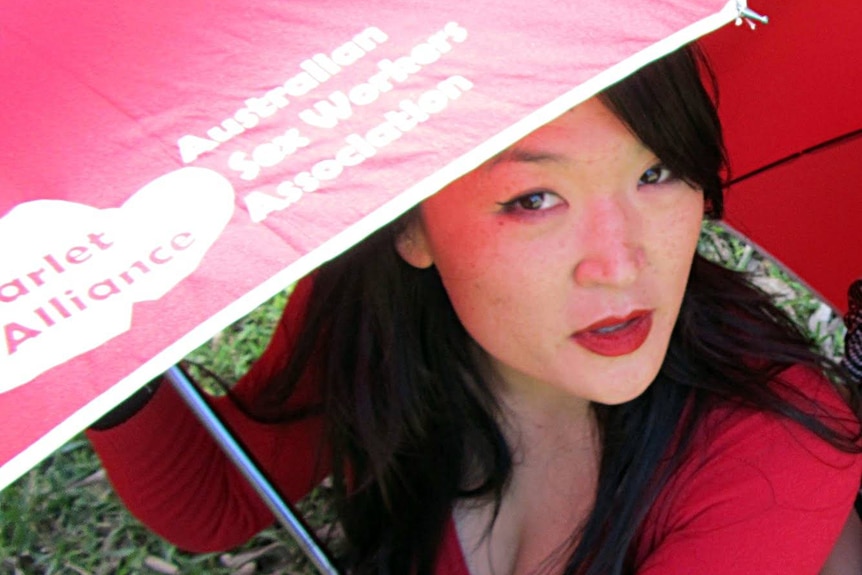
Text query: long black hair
252 45 861 574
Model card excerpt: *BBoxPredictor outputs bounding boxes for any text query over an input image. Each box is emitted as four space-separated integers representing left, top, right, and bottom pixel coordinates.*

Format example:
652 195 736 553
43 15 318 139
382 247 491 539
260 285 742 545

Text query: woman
88 45 862 574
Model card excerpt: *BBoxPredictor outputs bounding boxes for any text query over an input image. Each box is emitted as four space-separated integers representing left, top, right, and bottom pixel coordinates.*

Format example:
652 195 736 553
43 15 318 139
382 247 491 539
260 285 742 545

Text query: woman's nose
573 197 644 288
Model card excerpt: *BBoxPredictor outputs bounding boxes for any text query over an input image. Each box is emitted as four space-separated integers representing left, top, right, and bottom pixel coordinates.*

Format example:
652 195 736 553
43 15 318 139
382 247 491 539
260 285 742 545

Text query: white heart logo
0 167 235 392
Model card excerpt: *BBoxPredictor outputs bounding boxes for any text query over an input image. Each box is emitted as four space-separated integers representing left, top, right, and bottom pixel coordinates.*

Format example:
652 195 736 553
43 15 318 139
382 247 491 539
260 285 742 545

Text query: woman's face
398 98 704 406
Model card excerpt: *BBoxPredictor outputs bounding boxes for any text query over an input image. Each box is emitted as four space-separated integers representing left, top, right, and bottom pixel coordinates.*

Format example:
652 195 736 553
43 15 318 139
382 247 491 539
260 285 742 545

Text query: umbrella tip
735 1 769 29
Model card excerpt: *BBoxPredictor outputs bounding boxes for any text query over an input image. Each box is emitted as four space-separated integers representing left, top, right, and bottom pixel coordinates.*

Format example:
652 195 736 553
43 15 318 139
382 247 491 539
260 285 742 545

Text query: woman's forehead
484 98 648 171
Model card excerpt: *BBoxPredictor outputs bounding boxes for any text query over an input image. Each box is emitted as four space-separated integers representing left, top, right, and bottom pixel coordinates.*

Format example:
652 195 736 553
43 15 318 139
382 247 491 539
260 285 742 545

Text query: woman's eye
498 190 563 213
639 164 675 186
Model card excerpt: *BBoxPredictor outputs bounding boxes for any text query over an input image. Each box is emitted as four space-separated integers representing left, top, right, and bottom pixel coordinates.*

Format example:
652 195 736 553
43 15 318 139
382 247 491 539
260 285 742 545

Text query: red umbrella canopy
1 0 855 491
0 0 742 490
701 0 862 312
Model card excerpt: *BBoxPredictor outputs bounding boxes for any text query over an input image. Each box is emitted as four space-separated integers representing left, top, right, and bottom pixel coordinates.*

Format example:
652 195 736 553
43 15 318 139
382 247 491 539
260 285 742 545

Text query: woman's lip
571 310 653 357
575 310 651 333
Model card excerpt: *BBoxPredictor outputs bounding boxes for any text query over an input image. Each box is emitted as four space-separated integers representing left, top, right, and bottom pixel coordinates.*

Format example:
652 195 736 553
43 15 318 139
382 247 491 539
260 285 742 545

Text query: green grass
0 222 848 574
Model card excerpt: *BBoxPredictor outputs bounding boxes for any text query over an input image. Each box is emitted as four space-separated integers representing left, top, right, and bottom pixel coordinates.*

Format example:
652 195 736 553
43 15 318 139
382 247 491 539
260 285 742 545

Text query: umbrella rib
727 128 862 187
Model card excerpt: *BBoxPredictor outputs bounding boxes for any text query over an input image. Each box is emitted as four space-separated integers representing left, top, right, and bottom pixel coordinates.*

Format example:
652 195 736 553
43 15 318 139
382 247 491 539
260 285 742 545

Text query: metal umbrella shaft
165 366 340 575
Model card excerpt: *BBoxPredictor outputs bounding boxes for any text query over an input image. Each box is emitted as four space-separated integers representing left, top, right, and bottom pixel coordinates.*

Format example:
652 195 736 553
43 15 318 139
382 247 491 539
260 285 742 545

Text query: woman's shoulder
635 365 862 572
691 364 860 486
772 363 858 416
706 364 859 443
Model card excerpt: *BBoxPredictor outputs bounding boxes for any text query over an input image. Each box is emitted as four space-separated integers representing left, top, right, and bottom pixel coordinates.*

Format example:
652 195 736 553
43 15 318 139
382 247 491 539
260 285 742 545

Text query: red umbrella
701 0 862 312
1 3 859 564
0 0 742 490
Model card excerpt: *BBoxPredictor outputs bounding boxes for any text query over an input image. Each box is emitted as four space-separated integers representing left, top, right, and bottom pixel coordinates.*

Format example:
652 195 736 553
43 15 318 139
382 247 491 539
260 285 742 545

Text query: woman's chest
452 462 597 575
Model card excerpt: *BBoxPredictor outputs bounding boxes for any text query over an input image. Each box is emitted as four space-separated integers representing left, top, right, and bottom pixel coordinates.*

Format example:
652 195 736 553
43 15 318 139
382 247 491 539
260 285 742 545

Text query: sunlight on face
398 98 704 409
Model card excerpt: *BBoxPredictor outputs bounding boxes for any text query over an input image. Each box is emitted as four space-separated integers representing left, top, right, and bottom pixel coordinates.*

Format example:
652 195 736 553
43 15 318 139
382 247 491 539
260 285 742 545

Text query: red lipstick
571 311 652 357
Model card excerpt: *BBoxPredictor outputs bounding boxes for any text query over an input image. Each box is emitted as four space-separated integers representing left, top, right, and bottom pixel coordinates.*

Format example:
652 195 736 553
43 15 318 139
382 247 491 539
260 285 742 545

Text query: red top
87 278 862 573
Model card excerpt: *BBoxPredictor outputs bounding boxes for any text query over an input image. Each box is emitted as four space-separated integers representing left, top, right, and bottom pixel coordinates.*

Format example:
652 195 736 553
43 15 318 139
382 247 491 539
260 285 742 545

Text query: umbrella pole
164 366 341 575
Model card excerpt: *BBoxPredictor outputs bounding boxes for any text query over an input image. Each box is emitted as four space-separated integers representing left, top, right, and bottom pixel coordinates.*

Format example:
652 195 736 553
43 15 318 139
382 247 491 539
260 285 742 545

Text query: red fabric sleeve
86 276 328 553
635 366 862 574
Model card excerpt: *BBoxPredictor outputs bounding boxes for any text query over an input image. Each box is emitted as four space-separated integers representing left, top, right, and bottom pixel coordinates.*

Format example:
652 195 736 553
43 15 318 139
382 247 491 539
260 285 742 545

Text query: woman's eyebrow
485 147 566 170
